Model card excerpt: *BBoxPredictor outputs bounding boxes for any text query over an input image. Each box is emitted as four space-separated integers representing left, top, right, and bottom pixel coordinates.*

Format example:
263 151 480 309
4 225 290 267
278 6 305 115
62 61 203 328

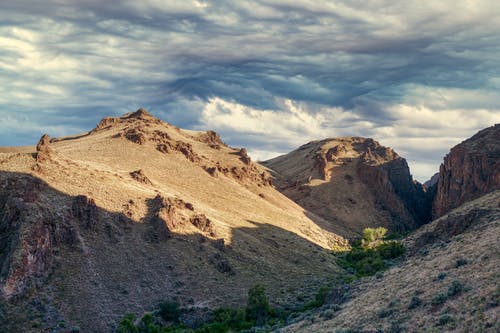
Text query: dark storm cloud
1 0 499 180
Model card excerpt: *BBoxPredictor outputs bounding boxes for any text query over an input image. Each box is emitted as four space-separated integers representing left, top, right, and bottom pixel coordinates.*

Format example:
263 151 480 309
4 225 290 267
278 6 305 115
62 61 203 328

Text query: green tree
246 284 270 326
361 227 388 248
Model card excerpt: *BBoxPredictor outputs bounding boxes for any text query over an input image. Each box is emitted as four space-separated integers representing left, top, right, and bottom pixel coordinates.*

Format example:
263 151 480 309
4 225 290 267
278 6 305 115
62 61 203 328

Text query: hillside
277 124 500 333
0 109 348 332
1 110 498 333
280 190 500 332
262 137 431 237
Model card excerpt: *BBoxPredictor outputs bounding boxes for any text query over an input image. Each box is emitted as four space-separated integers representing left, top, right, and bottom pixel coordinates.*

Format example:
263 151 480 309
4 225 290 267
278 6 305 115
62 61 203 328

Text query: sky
1 1 499 182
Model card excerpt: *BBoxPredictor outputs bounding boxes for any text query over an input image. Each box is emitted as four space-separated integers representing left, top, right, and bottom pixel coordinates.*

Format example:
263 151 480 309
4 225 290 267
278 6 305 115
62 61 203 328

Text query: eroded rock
129 169 152 185
72 195 99 230
35 134 52 163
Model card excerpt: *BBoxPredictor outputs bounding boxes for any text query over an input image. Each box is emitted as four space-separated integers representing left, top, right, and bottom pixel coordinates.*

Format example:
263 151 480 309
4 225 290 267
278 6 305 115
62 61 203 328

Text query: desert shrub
319 309 336 320
438 313 454 326
377 307 393 318
388 319 405 333
447 280 464 297
246 284 270 325
158 300 181 323
408 296 422 309
436 272 447 281
431 293 448 306
454 258 468 268
116 313 139 333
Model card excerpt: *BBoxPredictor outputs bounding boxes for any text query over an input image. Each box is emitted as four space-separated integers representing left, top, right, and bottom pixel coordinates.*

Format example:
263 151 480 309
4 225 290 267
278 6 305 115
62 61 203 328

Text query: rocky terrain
433 124 500 218
0 109 347 332
262 137 432 237
0 109 498 333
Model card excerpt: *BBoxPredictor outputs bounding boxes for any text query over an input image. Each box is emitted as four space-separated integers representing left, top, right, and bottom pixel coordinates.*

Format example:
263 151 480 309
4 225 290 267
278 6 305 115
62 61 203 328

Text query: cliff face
357 151 432 228
433 124 500 218
263 137 431 236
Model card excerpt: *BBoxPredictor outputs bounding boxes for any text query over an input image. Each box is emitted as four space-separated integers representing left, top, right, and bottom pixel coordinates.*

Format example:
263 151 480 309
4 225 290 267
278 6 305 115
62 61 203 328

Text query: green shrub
246 285 270 326
158 300 181 323
454 258 468 268
438 313 454 326
377 241 406 259
116 313 139 333
431 293 448 306
447 280 464 297
338 227 405 278
140 313 162 333
408 296 422 309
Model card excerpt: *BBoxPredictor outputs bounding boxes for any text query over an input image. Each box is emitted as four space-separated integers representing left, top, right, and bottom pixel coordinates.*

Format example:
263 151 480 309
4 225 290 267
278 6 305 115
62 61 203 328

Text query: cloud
198 96 500 182
0 0 499 182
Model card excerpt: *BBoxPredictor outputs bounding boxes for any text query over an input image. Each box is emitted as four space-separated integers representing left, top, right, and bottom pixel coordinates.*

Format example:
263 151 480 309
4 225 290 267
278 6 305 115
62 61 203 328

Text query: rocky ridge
433 124 500 218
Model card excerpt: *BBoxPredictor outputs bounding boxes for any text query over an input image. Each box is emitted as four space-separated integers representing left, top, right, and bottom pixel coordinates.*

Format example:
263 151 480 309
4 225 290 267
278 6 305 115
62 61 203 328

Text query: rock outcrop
263 137 431 234
72 195 99 230
433 124 500 218
197 130 225 149
129 169 152 185
0 175 78 298
35 134 53 163
356 140 431 228
146 194 217 241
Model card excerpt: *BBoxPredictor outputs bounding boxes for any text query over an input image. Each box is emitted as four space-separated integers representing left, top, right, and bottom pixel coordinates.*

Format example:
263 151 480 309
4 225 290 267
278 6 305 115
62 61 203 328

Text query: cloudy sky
1 1 499 181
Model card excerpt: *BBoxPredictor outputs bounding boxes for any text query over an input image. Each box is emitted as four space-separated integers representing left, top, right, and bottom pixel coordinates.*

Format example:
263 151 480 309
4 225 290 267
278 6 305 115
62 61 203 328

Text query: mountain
0 109 347 332
433 124 500 218
261 137 431 237
1 110 497 333
276 126 500 332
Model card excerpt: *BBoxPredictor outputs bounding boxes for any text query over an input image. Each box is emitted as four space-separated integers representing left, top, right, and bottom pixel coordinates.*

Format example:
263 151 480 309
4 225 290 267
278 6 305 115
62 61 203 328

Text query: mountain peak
124 108 154 120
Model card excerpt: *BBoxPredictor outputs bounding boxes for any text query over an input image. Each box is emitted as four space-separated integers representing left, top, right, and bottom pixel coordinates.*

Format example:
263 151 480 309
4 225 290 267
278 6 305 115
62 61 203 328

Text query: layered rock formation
433 124 500 218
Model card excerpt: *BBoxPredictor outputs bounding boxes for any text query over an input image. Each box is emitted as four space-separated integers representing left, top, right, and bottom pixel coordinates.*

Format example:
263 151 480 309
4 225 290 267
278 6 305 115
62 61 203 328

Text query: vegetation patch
337 227 406 278
115 284 336 333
